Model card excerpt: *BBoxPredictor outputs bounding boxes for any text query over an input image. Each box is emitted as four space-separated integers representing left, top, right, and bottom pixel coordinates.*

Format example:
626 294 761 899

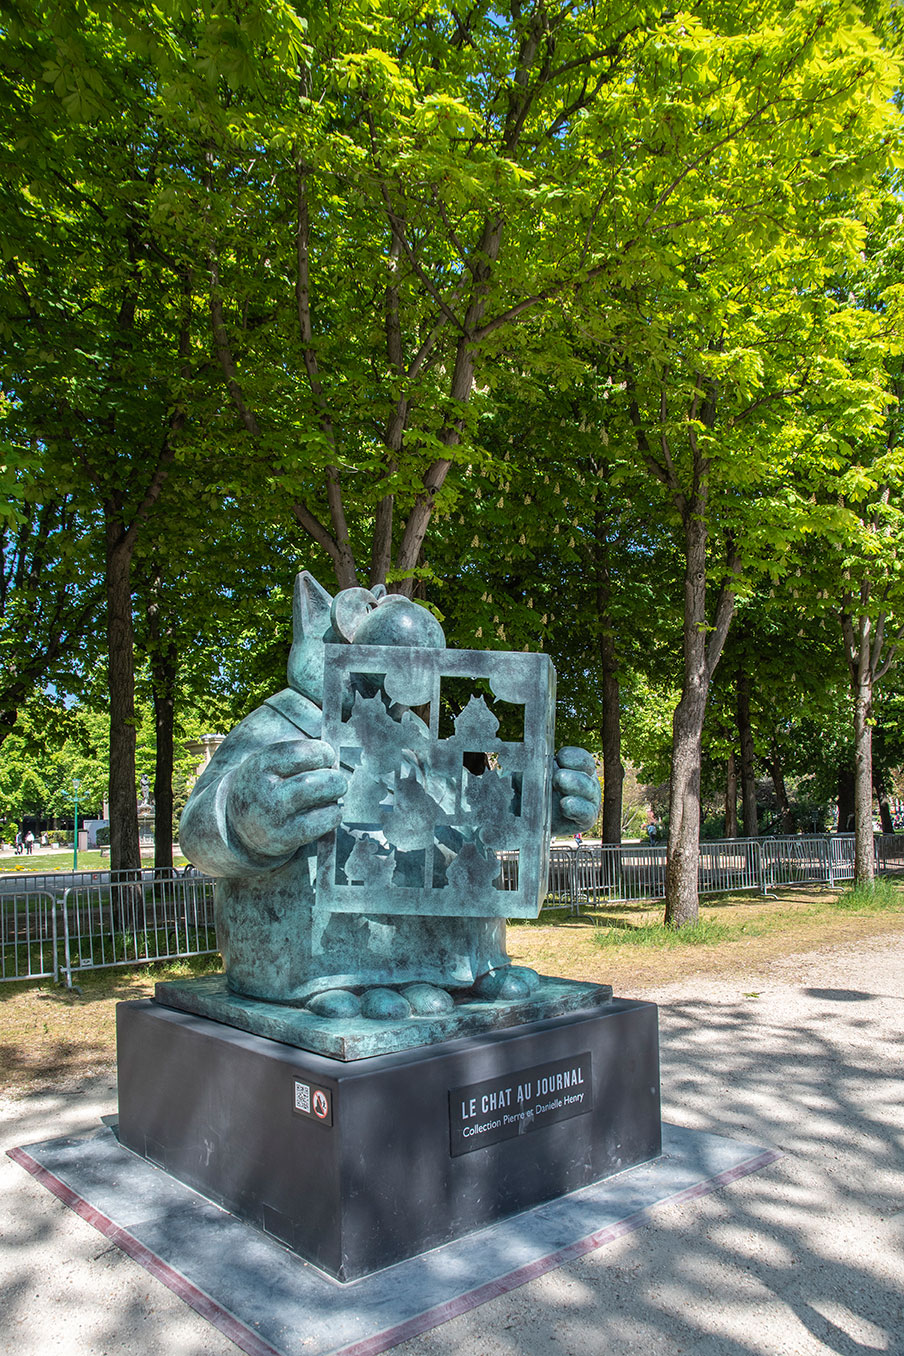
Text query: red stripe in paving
331 1149 783 1356
8 1142 782 1356
6 1147 283 1356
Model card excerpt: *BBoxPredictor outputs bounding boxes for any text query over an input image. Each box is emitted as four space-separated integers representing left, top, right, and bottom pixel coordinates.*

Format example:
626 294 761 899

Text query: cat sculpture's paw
306 982 455 1021
473 965 541 1001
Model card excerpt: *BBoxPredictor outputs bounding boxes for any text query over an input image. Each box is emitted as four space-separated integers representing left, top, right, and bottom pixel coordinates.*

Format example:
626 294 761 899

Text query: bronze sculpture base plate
154 973 613 1060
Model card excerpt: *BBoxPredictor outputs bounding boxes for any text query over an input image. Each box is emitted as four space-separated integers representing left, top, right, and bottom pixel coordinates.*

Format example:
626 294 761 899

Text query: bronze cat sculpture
179 572 599 1022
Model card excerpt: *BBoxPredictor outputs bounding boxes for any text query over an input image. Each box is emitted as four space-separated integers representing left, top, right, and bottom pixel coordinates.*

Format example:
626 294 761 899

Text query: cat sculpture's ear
330 586 379 642
287 571 335 702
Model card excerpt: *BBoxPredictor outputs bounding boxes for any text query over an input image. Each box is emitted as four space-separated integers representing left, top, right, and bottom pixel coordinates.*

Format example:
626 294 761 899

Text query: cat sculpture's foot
306 989 361 1018
306 982 455 1021
473 965 541 1001
306 971 541 1020
400 982 455 1015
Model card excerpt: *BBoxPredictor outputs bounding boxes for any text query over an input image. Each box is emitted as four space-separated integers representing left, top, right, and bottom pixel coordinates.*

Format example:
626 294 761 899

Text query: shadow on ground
393 972 904 1356
2 954 903 1356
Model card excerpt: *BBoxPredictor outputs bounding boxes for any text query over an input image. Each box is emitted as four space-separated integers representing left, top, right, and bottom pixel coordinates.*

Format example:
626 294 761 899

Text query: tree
0 457 103 744
160 0 898 613
427 360 681 841
607 114 899 918
0 3 279 869
417 0 901 916
0 690 106 833
132 492 297 869
838 480 904 879
784 207 904 880
838 225 904 880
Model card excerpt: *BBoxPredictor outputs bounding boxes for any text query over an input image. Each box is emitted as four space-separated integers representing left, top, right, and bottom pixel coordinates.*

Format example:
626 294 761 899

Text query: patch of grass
0 851 189 875
506 893 904 1001
586 876 904 951
830 877 904 911
593 916 769 948
0 953 224 1096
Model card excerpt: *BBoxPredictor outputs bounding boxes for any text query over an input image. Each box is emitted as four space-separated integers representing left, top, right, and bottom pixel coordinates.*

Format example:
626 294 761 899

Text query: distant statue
180 573 599 1020
139 774 151 806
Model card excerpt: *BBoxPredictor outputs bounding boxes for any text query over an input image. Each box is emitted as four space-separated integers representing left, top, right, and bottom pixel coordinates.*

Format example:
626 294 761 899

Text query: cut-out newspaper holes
317 643 556 919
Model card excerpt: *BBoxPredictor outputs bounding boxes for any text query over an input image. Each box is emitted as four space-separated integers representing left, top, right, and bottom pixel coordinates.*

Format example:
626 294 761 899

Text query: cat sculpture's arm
179 705 347 878
181 707 599 879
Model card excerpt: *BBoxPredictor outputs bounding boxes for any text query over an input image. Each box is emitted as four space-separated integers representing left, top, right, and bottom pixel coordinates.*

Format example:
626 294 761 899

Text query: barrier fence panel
608 845 668 904
698 841 762 896
876 834 904 871
540 832 870 911
829 835 857 883
60 870 217 986
0 871 86 894
2 834 903 982
756 835 849 890
0 891 59 982
497 851 519 893
761 836 821 889
545 848 579 909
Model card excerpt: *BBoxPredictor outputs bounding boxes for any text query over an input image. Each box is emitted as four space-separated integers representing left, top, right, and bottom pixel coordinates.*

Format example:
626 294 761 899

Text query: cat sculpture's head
287 572 446 703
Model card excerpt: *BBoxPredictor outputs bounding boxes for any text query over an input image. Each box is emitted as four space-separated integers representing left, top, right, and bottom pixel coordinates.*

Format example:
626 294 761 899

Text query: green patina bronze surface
174 572 603 1058
155 973 613 1061
317 642 555 918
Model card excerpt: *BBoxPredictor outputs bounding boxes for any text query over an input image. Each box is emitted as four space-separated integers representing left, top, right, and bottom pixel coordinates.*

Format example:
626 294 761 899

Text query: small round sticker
312 1089 329 1120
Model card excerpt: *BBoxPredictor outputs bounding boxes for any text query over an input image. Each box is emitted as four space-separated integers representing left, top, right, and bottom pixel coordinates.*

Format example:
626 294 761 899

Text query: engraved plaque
449 1052 593 1156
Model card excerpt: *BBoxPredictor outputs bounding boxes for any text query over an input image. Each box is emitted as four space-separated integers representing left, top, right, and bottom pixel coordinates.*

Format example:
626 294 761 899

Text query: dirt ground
3 885 904 1098
508 890 904 989
3 925 904 1356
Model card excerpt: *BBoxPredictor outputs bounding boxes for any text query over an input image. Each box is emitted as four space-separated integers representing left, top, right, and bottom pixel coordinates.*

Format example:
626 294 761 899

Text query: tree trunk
585 501 624 843
600 650 623 844
736 669 758 837
852 680 875 884
595 534 623 844
837 762 855 834
144 575 178 874
665 684 707 924
106 524 140 873
665 516 709 927
874 772 894 835
151 645 177 873
766 738 795 835
724 752 738 838
601 661 623 840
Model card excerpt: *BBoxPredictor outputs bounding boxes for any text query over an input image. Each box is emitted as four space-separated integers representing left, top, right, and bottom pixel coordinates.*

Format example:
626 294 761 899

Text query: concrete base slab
8 1122 779 1356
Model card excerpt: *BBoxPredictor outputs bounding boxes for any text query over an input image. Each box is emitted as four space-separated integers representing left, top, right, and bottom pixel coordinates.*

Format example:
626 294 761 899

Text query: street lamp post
72 779 80 871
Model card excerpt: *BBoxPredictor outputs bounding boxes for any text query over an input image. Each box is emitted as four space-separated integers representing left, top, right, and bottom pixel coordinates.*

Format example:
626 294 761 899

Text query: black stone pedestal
117 998 660 1283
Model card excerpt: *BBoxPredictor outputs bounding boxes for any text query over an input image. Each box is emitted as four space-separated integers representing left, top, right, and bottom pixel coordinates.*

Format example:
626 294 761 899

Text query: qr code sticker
294 1081 311 1113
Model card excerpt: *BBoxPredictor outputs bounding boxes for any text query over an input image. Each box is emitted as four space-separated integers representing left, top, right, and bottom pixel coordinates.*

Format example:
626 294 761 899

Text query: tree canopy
3 0 904 916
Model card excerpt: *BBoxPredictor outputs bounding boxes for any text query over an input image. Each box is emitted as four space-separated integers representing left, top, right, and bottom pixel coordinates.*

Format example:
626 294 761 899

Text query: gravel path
2 934 903 1356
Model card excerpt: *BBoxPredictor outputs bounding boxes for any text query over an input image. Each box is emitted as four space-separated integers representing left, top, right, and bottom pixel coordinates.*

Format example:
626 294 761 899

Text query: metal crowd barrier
0 890 60 981
539 833 870 913
1 834 901 983
60 870 217 986
875 833 904 871
0 867 217 986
